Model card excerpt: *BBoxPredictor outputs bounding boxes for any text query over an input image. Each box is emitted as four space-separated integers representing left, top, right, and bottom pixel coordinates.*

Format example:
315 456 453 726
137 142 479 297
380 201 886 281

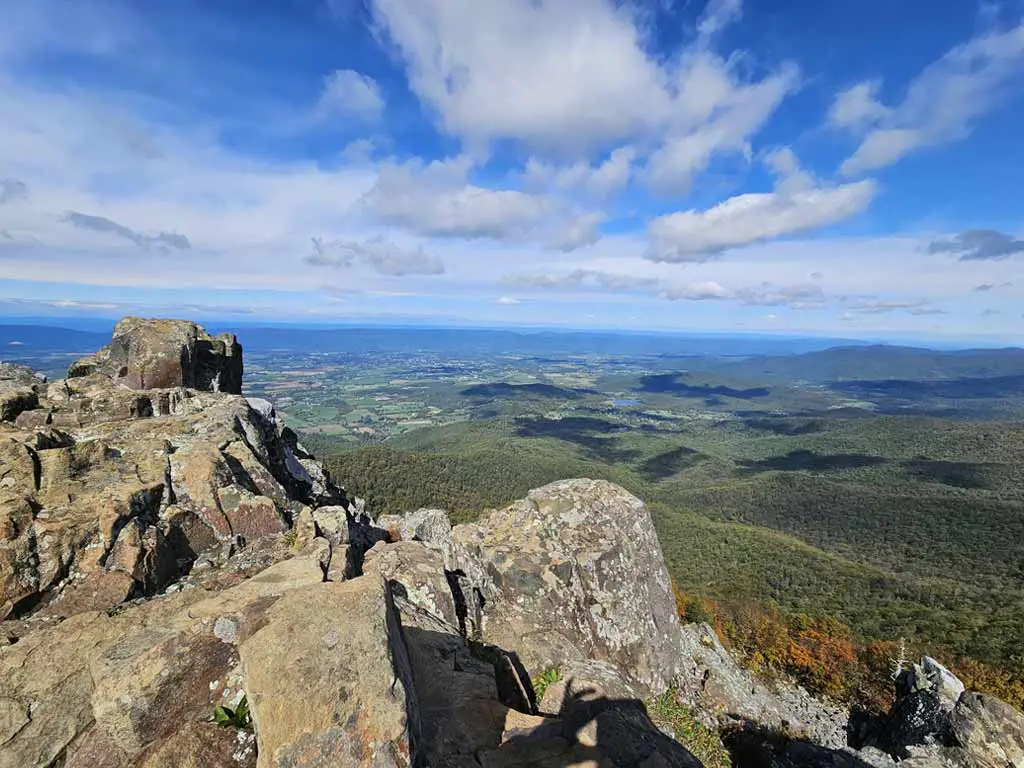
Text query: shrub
650 688 731 768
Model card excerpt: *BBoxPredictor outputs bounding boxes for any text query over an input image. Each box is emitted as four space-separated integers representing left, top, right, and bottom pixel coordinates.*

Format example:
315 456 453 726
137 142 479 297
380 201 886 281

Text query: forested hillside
323 411 1024 708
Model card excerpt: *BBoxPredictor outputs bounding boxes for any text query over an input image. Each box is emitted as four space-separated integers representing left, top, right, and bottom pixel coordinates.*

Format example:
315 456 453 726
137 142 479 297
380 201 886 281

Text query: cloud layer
0 0 1021 338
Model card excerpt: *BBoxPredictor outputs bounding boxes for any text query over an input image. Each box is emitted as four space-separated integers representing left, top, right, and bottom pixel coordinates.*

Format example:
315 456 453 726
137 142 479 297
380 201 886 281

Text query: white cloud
697 0 743 40
305 236 444 275
836 23 1024 176
827 80 890 131
318 69 385 120
549 212 603 252
369 0 795 177
362 155 601 250
364 157 550 238
522 147 635 198
369 0 670 151
495 295 520 305
506 267 837 309
844 298 943 315
647 57 799 194
648 148 877 261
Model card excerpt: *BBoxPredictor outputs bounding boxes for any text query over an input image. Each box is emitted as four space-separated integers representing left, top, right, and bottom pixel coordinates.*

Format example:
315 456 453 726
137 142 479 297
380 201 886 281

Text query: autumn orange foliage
670 579 1024 713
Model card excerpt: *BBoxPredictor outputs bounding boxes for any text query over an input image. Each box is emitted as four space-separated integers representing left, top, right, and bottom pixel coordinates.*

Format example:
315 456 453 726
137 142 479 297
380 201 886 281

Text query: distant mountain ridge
701 343 1024 382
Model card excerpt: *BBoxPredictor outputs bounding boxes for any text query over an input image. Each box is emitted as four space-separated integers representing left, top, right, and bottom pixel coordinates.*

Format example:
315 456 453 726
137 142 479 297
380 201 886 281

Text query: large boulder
868 659 1024 768
68 317 242 394
446 479 685 696
0 548 331 768
0 363 42 423
240 575 418 768
377 508 453 548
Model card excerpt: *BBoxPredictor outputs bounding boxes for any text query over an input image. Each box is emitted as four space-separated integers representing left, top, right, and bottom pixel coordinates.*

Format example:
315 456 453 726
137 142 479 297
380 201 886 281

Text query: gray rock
950 692 1024 768
311 506 350 546
917 657 966 709
240 575 418 768
446 479 687 696
377 508 453 547
213 617 239 644
676 621 850 749
0 363 43 422
1 320 344 622
68 316 243 394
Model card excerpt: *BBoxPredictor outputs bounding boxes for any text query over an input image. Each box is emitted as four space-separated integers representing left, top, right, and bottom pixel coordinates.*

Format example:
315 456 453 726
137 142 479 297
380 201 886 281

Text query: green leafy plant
213 695 253 731
531 667 563 705
282 529 299 549
650 688 731 768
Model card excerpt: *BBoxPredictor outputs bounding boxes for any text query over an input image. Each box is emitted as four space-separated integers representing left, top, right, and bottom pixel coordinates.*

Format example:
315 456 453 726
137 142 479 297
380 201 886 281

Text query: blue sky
0 0 1023 340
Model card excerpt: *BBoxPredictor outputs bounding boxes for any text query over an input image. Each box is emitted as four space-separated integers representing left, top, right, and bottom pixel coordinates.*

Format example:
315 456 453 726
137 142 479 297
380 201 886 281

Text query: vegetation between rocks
649 688 732 768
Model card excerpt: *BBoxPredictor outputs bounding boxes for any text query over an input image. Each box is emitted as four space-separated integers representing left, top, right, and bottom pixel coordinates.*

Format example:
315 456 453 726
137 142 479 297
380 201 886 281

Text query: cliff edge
1 318 1021 768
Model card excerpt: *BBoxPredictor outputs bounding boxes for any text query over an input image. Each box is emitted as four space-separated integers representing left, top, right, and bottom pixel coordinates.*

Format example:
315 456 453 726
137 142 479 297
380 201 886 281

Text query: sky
0 0 1023 340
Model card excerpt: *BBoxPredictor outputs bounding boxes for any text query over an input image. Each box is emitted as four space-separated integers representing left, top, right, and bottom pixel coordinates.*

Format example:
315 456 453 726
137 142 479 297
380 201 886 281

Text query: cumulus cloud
928 229 1024 261
648 148 876 261
522 147 635 198
507 269 662 293
549 213 603 252
0 178 28 204
363 156 600 250
734 282 825 308
318 69 385 120
647 59 799 194
369 0 796 178
495 295 520 305
305 236 444 276
835 24 1024 176
63 211 191 251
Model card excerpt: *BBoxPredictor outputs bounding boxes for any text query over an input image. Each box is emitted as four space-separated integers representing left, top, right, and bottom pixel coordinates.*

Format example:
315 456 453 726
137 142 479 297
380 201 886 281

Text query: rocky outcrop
68 317 242 394
377 508 452 547
0 547 329 768
0 364 42 423
857 657 1024 768
951 692 1024 768
4 317 1024 768
675 621 849 749
0 318 344 621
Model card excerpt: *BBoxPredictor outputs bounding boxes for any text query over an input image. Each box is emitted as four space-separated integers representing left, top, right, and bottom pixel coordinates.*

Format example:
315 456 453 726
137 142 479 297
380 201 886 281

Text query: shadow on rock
724 720 884 768
480 681 705 767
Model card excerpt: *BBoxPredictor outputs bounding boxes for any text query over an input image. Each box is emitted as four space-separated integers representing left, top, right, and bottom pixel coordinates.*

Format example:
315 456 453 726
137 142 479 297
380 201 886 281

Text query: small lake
613 398 641 406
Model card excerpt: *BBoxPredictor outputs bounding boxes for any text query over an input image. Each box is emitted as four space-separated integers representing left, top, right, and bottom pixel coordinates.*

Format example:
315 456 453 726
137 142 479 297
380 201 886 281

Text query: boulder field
1 318 1021 768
